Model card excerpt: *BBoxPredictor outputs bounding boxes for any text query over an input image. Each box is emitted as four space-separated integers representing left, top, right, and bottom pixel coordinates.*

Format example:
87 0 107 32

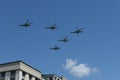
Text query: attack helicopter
19 19 33 27
70 27 84 34
49 45 60 51
45 24 57 30
58 36 69 42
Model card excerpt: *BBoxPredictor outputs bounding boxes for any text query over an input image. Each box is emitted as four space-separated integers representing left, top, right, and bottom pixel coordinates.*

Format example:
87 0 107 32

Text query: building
42 74 67 80
0 61 44 80
0 61 67 80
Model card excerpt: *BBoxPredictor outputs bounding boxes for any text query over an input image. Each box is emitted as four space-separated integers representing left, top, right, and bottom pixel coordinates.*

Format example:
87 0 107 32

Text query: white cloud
63 59 99 78
70 64 91 77
91 67 100 75
64 58 77 70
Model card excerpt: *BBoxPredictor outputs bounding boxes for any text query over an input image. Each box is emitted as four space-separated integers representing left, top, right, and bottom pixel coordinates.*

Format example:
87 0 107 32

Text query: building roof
42 74 61 78
0 60 41 73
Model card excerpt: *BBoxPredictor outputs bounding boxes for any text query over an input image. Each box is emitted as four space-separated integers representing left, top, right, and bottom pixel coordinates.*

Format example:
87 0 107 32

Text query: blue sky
0 0 120 80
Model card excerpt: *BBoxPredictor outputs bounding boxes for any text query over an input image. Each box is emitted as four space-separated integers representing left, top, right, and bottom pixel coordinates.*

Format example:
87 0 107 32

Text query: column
5 72 11 80
40 78 45 80
31 77 35 80
15 70 22 80
25 74 29 80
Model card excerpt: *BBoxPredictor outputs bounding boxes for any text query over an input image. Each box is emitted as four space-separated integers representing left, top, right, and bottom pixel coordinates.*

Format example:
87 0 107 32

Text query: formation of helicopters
19 19 84 51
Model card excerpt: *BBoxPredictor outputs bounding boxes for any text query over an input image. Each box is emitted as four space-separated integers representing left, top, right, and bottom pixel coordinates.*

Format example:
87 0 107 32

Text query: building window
36 78 40 80
49 77 52 80
10 78 15 80
29 75 32 80
1 72 5 78
54 77 58 80
22 72 25 78
10 71 15 80
46 78 49 80
11 71 15 77
0 72 5 80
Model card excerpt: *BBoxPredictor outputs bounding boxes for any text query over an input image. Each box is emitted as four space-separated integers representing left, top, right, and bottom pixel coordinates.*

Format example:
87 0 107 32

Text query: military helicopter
58 36 69 42
70 27 84 34
49 45 60 51
19 19 33 27
45 24 57 30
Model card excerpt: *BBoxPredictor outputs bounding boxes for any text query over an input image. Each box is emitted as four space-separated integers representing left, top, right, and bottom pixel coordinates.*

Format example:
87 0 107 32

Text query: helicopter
58 36 69 42
49 45 60 51
45 24 57 30
19 19 33 27
70 27 84 34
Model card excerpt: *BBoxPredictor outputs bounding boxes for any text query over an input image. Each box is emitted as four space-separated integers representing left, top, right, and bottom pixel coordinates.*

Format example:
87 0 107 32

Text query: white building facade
0 61 44 80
